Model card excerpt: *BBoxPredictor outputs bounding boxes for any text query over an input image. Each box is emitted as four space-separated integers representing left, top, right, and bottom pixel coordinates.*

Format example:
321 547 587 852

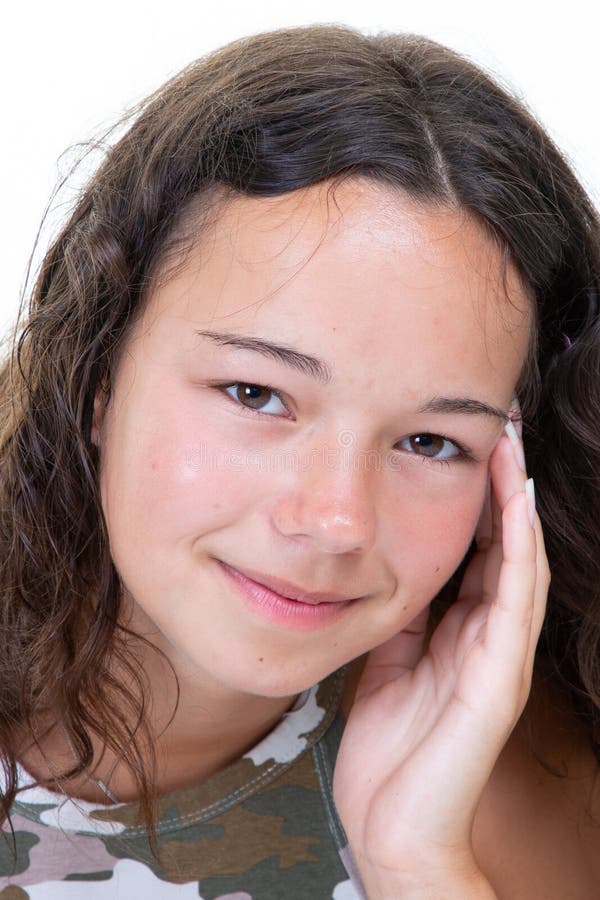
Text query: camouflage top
1 667 367 898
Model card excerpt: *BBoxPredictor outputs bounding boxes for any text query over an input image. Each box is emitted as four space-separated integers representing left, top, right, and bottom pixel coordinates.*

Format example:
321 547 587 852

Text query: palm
332 436 549 874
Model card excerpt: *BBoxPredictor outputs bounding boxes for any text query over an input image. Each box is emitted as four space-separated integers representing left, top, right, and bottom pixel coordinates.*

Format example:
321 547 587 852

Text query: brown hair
2 24 600 842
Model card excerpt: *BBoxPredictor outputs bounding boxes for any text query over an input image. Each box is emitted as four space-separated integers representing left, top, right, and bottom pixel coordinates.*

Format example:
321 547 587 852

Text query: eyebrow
195 329 509 423
195 329 332 383
417 397 509 423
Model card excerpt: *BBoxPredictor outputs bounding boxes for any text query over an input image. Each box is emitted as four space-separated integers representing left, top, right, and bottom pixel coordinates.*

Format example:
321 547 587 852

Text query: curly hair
2 24 599 843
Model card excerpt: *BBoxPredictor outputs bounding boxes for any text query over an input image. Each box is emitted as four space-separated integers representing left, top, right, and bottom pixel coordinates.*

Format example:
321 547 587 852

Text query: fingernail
504 420 527 472
525 478 536 528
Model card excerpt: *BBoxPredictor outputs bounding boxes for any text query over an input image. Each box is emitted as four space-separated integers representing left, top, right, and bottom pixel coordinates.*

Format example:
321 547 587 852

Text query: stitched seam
124 758 288 837
313 738 346 850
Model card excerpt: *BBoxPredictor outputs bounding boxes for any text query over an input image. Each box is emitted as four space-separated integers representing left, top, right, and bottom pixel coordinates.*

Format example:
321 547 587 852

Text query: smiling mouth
217 560 359 605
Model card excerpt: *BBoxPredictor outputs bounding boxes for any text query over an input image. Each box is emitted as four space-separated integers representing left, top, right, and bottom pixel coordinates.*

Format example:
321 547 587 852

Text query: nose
270 443 377 554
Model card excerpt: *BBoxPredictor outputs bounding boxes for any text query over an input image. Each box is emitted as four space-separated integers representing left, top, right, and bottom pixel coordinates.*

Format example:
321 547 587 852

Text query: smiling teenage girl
1 24 599 899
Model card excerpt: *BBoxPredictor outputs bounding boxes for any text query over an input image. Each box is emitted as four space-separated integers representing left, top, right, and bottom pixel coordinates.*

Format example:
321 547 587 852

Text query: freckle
402 605 407 611
435 566 440 573
258 657 264 663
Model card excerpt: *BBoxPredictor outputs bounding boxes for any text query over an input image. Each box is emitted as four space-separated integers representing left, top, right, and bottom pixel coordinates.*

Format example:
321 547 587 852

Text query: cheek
420 499 478 577
381 471 485 592
100 414 262 548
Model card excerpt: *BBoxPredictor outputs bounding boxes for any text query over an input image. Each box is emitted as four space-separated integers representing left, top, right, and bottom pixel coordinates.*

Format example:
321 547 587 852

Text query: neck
20 639 299 805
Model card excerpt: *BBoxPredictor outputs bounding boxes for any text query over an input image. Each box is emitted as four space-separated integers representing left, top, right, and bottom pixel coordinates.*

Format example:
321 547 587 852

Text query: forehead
142 179 531 389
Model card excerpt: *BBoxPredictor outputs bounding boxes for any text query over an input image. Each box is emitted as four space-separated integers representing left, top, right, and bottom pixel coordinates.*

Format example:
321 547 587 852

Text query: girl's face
93 179 531 697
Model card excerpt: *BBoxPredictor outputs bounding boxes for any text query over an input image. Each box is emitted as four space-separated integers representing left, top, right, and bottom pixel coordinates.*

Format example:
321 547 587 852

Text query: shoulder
473 678 600 899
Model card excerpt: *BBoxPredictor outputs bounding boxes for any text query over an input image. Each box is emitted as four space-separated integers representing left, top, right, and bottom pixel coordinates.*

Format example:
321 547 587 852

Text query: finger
458 443 513 610
481 431 529 604
484 488 537 710
460 429 529 613
503 416 549 680
490 429 528 509
490 432 549 688
481 485 504 604
522 504 550 683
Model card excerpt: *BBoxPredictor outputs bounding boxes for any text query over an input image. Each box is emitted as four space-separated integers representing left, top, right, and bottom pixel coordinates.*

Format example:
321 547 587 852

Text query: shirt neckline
13 666 346 838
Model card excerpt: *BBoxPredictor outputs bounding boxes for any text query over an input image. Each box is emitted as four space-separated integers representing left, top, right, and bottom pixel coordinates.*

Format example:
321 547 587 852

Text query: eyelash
213 381 474 467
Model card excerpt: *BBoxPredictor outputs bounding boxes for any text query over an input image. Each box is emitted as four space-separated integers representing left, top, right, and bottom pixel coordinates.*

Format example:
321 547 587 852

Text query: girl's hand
332 427 550 899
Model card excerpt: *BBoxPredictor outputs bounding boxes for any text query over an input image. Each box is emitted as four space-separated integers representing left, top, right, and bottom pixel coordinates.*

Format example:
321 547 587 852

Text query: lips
217 560 356 605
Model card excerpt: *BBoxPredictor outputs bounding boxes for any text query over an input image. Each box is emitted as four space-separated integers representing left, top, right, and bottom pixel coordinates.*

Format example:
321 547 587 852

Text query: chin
216 654 344 698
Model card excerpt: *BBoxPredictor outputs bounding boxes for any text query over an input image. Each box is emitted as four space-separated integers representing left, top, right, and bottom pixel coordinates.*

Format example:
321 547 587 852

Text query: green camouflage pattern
1 668 366 898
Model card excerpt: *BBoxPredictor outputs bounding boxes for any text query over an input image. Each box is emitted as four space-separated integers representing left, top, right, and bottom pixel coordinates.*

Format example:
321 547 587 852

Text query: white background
2 0 598 337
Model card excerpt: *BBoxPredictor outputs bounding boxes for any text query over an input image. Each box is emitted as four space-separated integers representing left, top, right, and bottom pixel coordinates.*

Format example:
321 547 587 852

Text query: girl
1 23 599 899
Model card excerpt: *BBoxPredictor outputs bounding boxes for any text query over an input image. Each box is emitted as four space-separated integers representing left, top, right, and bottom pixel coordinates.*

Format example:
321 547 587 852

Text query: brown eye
398 433 461 461
235 384 271 409
410 434 444 457
223 383 287 416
